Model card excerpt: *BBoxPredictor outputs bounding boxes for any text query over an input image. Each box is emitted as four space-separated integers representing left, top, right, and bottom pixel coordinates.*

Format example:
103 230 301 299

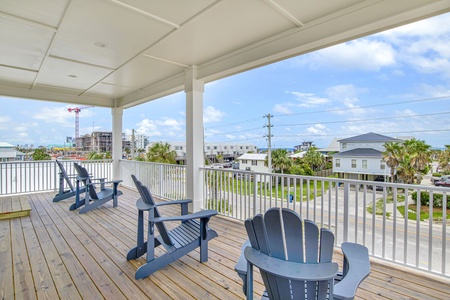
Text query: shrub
411 191 448 208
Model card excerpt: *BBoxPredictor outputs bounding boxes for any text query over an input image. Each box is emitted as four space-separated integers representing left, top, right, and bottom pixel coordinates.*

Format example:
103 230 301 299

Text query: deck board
1 189 450 299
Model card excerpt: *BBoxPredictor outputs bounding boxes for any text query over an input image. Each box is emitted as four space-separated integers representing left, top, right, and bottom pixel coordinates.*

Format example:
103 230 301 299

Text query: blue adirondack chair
70 162 122 214
53 159 86 202
127 175 218 279
235 207 370 300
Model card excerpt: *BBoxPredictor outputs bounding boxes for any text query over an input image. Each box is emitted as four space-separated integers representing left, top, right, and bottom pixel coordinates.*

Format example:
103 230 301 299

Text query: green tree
146 142 177 164
265 148 292 174
382 142 403 182
32 148 51 160
438 145 450 174
403 138 431 182
302 147 325 171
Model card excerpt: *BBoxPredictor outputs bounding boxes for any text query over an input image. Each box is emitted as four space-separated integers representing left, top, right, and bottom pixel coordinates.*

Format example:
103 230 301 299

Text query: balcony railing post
253 175 257 216
343 182 350 243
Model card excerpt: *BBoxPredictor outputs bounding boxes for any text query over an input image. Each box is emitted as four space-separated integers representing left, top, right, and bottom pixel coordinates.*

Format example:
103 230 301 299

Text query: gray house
332 132 403 181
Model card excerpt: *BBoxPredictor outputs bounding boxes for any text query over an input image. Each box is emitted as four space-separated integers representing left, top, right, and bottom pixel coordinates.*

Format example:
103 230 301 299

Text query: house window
362 160 367 169
342 143 347 150
246 146 249 149
207 146 210 150
252 160 257 166
335 159 340 167
214 146 217 150
351 159 357 168
224 146 227 149
242 160 248 164
230 146 234 149
380 161 386 170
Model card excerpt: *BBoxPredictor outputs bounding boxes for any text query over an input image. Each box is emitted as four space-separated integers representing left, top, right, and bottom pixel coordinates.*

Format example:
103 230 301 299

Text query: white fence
119 160 186 200
0 160 112 195
203 167 450 278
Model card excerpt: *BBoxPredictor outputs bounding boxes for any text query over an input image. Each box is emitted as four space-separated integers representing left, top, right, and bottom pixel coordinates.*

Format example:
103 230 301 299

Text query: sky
1 13 450 150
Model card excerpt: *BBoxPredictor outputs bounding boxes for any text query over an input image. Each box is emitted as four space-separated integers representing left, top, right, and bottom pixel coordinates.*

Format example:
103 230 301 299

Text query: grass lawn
366 193 405 218
397 204 450 221
211 177 332 202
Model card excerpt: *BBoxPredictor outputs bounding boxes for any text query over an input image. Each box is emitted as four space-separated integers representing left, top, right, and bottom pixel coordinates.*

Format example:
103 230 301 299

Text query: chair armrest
87 179 122 186
333 243 371 300
149 210 217 223
155 199 192 206
136 198 155 210
90 177 107 182
244 247 338 281
234 240 251 295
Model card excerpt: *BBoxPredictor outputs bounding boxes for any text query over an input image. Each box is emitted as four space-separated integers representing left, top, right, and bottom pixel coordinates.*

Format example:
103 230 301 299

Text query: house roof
319 138 340 153
338 132 402 143
289 151 307 158
238 153 267 161
0 142 14 148
333 148 382 158
1 2 449 109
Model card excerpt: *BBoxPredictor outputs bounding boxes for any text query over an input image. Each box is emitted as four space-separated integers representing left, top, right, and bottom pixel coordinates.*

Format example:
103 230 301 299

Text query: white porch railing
0 160 112 195
119 159 186 200
1 160 449 279
203 167 450 279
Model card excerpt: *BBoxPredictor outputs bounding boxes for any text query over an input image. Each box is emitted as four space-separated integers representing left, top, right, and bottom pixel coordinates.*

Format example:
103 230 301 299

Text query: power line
273 95 450 117
274 128 450 139
275 111 450 127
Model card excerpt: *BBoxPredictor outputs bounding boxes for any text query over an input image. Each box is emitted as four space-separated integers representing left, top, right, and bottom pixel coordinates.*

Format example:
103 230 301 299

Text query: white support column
112 106 123 180
185 66 204 212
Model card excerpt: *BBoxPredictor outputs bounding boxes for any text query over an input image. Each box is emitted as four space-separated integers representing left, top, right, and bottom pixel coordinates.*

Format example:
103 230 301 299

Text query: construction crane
68 106 93 148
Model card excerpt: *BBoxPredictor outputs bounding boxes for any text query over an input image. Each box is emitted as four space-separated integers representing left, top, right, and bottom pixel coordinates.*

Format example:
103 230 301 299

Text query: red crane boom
68 106 93 148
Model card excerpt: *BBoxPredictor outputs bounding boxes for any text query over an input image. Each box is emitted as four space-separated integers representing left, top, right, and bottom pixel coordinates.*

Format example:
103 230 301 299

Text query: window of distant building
230 146 234 149
252 160 257 166
214 146 217 150
342 143 347 150
240 146 243 149
380 160 386 170
242 160 248 164
362 160 367 169
224 146 227 149
207 146 210 150
335 159 340 167
246 146 249 149
351 159 357 168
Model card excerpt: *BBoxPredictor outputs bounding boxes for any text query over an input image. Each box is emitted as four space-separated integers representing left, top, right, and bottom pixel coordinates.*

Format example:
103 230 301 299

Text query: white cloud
290 92 330 108
204 106 225 123
33 105 93 127
273 104 293 114
297 39 396 71
0 116 11 123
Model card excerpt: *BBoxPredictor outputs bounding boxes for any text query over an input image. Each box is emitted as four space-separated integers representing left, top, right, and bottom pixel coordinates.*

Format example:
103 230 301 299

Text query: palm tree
302 147 325 172
146 142 177 164
265 148 292 174
438 145 450 174
382 142 403 182
403 138 431 183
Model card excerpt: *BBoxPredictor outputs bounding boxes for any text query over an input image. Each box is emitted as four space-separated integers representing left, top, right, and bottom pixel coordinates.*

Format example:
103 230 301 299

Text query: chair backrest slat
245 208 335 300
56 160 74 191
74 163 99 200
131 175 173 246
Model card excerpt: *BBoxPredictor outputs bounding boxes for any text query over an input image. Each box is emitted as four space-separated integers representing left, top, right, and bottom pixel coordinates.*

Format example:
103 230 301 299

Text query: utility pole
264 114 273 173
131 129 135 158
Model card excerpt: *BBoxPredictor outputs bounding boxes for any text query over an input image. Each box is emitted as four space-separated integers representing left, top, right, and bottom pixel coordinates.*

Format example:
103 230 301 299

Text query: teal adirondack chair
70 162 122 214
235 208 370 300
53 159 85 202
127 175 218 279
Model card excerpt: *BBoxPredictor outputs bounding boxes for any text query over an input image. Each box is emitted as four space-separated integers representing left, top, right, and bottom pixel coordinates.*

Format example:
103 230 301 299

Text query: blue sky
1 13 450 149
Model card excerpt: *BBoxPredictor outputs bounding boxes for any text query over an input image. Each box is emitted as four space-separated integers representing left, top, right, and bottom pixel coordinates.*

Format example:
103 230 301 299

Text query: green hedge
412 191 449 208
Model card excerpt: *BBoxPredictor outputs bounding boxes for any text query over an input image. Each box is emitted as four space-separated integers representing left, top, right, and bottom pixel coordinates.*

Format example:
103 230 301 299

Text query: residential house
0 142 25 162
332 132 403 181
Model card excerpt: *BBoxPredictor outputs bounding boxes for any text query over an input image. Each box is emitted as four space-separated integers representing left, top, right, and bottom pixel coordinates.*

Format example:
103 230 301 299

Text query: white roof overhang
1 0 449 109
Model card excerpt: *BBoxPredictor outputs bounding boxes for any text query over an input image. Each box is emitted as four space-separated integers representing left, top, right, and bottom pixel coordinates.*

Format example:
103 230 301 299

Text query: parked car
432 175 450 185
434 179 450 187
368 176 384 191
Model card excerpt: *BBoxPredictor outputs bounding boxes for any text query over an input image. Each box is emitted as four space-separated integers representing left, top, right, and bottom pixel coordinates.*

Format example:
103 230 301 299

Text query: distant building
332 132 402 181
123 132 149 150
150 142 257 164
294 141 314 152
237 153 268 173
79 132 112 152
0 142 25 162
318 138 340 155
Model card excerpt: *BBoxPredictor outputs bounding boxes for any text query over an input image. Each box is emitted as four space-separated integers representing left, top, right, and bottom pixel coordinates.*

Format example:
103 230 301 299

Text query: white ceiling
1 0 450 108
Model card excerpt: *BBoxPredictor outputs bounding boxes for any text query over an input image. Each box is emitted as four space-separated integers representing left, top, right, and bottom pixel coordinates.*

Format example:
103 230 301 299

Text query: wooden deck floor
1 188 450 300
